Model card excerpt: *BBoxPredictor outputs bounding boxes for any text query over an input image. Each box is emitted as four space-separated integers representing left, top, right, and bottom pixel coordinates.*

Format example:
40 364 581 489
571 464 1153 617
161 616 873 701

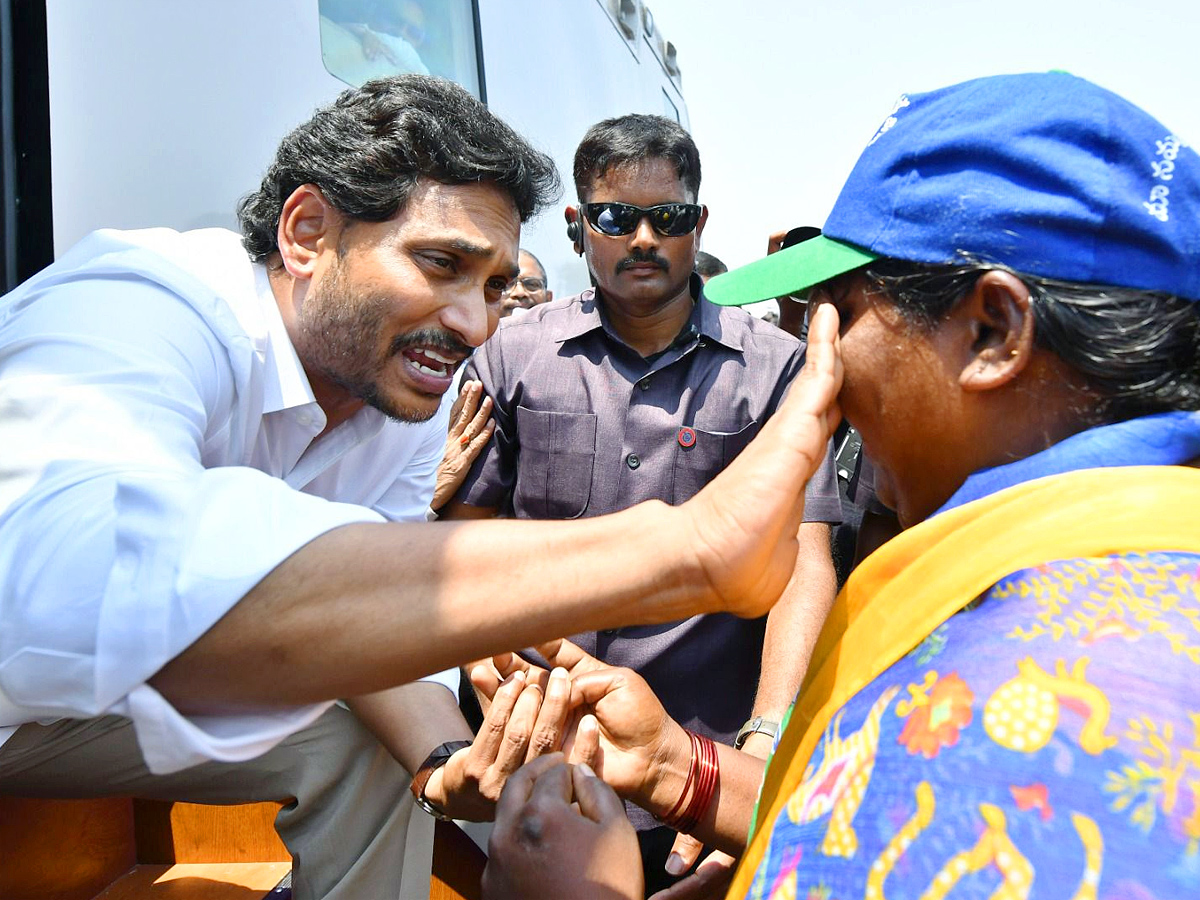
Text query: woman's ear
957 269 1036 392
276 184 336 280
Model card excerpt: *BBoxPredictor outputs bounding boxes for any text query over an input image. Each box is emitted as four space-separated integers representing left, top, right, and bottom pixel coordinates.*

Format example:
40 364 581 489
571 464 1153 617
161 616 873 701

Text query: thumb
568 713 601 769
665 831 704 875
571 762 627 825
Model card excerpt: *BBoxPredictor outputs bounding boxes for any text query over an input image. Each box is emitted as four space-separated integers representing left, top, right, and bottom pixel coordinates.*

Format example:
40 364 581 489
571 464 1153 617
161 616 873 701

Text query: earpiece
565 208 584 256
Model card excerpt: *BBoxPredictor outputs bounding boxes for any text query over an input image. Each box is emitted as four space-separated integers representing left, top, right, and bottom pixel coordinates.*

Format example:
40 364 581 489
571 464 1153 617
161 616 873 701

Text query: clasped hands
424 638 683 823
446 639 739 900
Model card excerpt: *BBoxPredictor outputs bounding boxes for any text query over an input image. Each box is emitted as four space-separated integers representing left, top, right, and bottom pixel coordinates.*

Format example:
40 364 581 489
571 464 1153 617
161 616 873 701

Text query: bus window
318 0 483 98
662 88 679 123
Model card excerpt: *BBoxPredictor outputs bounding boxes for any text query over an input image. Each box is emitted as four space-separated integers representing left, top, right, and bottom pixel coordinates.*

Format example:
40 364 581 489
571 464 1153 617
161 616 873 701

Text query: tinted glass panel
318 0 481 98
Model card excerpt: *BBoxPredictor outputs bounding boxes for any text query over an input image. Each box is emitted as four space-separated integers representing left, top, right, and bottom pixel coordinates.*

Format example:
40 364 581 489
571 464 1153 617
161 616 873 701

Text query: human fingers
681 303 844 620
474 652 545 699
647 851 736 900
492 680 544 776
496 651 551 694
571 762 628 825
525 667 571 762
568 666 629 710
665 832 704 876
493 650 545 681
766 228 788 256
447 381 475 433
460 394 493 446
568 714 601 770
526 758 575 809
761 302 842 453
469 665 500 717
533 638 606 676
492 752 564 824
472 670 526 762
449 381 484 441
461 417 495 456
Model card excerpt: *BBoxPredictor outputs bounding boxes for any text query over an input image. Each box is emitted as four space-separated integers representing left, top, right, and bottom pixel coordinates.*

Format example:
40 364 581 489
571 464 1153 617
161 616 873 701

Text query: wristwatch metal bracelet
734 716 780 750
410 740 472 820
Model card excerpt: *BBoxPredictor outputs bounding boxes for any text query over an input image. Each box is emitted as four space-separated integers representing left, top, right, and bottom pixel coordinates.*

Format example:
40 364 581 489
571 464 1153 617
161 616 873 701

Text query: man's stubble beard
295 257 438 424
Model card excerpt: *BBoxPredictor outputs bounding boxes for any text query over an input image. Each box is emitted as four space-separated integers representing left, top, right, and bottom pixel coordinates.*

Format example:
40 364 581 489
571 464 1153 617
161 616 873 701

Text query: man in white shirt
0 75 841 899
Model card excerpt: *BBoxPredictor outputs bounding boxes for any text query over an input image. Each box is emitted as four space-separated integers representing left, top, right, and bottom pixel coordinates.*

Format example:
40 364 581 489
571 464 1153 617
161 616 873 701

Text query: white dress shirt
0 228 452 773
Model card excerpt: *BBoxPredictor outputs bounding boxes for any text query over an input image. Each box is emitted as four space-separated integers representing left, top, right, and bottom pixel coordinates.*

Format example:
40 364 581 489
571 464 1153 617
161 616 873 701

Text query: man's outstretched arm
151 305 845 717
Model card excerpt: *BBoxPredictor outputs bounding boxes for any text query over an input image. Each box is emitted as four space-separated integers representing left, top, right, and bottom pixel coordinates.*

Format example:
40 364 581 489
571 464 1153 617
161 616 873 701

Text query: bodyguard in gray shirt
444 113 841 891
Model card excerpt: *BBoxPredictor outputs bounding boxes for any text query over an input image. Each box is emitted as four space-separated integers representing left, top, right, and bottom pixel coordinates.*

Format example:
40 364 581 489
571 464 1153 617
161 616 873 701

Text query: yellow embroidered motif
983 658 1117 755
786 686 900 858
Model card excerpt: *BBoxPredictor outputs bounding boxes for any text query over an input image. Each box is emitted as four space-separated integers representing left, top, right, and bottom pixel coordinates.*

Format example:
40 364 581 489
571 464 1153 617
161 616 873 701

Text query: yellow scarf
727 465 1200 898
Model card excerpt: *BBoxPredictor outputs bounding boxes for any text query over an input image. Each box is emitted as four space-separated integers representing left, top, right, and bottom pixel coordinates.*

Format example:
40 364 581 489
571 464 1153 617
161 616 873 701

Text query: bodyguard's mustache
616 251 669 274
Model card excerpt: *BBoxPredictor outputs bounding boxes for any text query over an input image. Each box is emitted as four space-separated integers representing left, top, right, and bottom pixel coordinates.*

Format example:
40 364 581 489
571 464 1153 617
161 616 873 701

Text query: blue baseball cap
706 71 1200 306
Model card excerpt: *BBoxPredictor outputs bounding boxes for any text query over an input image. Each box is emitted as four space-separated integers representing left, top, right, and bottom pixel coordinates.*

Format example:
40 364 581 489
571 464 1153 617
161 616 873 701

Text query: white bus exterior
1 0 689 295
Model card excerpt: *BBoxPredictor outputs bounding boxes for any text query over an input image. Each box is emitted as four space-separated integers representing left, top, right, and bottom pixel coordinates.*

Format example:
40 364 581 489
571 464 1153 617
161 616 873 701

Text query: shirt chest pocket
514 407 597 519
671 421 759 504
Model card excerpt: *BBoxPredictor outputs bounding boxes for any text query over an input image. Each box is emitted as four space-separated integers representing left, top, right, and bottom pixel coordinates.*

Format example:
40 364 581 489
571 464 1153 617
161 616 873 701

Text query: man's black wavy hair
238 74 560 261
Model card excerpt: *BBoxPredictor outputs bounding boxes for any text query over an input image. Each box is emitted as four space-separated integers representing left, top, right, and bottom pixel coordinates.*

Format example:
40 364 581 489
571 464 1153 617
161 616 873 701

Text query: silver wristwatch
734 716 779 750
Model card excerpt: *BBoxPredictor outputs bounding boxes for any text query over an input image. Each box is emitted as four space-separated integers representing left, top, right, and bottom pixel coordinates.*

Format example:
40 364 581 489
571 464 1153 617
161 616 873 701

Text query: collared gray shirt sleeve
804 437 844 524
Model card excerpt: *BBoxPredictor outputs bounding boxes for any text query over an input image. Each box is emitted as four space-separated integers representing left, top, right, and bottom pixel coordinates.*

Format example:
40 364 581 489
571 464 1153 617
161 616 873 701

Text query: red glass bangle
676 732 719 835
659 730 720 836
659 730 698 828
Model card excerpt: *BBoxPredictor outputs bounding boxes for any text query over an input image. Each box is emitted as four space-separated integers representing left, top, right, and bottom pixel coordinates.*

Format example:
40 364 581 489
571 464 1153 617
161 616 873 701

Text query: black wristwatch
410 740 472 820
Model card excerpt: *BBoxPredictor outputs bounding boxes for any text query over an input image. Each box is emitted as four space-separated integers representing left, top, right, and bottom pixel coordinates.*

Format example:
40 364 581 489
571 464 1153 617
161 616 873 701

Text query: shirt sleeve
803 438 845 524
0 272 382 773
449 334 519 512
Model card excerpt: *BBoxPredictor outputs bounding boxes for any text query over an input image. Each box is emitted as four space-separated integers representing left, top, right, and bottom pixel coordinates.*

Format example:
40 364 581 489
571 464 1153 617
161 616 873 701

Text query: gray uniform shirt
457 275 841 724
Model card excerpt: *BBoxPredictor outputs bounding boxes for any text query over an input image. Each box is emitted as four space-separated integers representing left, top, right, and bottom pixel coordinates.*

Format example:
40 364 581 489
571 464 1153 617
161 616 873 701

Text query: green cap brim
704 235 878 307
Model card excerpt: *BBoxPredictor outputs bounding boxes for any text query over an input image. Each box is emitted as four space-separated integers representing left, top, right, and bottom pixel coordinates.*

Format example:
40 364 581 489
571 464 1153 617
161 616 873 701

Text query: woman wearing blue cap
482 71 1200 900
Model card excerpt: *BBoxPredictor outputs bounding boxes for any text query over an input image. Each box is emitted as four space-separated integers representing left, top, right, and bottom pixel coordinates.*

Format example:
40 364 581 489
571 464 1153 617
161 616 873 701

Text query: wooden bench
0 797 484 899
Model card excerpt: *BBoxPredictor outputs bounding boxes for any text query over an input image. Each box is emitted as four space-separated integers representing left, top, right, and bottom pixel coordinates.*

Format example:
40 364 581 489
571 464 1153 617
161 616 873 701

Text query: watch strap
734 716 779 750
410 740 472 818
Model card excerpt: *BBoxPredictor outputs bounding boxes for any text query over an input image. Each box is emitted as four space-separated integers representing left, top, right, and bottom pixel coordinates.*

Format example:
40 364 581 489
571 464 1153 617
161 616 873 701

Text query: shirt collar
255 263 319 415
552 273 744 352
935 410 1200 516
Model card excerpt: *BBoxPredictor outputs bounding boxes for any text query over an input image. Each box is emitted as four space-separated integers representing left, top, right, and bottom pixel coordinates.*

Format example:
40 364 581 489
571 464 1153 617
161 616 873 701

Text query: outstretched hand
680 303 842 620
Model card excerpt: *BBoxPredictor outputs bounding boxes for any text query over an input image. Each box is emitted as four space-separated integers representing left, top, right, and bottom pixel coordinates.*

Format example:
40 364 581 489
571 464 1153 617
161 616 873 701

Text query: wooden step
92 863 289 899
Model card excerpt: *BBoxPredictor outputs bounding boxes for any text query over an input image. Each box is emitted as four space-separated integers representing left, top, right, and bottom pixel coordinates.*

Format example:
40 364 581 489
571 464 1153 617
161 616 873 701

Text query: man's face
578 157 705 314
294 179 519 422
500 250 551 316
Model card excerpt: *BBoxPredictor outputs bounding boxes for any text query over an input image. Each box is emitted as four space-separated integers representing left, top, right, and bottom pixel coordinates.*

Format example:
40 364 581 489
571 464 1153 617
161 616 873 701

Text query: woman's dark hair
858 258 1200 423
573 114 700 202
237 74 560 261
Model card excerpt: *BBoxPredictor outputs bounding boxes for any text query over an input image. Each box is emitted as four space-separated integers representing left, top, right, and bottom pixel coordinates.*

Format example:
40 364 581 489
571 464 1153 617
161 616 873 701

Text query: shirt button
638 378 651 391
626 453 641 470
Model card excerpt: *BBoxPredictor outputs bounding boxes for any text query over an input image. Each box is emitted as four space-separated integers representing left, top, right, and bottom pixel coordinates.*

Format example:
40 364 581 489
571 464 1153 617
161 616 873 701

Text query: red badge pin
678 427 696 448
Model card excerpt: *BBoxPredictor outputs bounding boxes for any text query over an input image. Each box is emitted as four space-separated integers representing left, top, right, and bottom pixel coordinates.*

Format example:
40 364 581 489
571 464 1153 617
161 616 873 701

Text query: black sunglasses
582 202 702 237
